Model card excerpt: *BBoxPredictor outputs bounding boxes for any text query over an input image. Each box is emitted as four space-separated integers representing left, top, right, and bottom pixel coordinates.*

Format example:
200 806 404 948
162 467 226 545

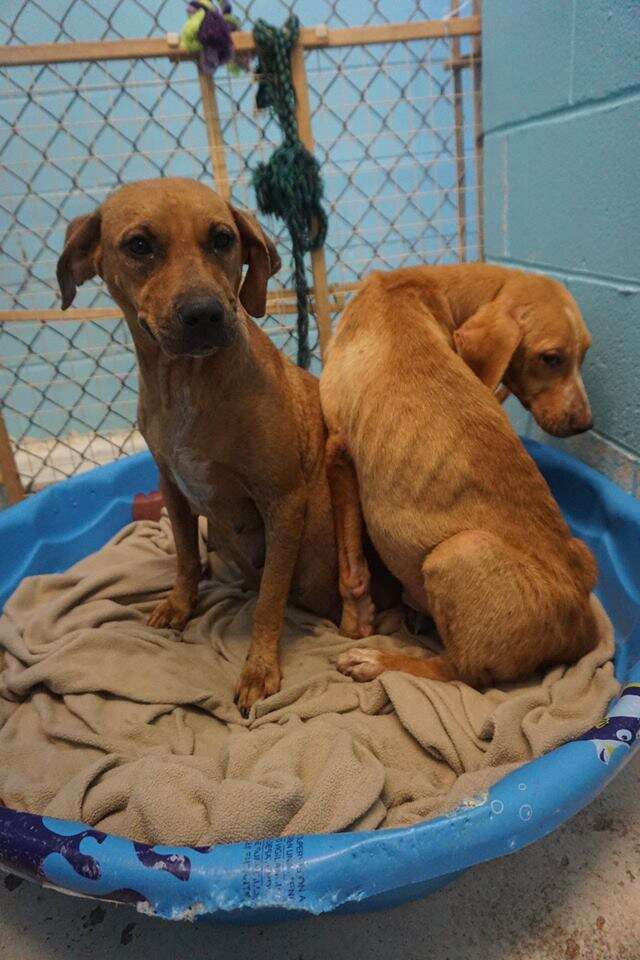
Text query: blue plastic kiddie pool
0 438 638 922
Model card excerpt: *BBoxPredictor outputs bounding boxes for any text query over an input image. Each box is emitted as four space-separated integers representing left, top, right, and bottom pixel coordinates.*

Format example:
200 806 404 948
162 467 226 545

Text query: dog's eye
125 235 153 257
210 230 234 252
540 351 563 369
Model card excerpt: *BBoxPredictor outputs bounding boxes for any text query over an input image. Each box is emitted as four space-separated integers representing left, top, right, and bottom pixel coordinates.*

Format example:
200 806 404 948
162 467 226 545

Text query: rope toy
251 15 328 370
180 1 250 74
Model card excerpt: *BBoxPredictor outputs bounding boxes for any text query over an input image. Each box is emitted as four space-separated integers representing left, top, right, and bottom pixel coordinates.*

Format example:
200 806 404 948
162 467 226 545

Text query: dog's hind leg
338 532 546 687
423 530 595 687
325 432 375 639
339 530 596 688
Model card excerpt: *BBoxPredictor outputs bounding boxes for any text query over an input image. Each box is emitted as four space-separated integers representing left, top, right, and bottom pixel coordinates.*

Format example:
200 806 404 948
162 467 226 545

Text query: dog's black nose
178 296 225 327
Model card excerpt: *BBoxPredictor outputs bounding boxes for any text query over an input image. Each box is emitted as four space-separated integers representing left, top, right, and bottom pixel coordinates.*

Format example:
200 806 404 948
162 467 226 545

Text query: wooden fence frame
0 13 482 503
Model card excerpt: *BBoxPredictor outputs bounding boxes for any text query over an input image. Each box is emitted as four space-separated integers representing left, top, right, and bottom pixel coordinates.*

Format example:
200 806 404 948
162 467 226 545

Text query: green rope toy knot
251 15 328 369
253 145 328 253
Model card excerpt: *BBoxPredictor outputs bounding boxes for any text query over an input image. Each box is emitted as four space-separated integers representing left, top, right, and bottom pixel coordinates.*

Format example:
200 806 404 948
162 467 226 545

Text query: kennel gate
0 0 482 502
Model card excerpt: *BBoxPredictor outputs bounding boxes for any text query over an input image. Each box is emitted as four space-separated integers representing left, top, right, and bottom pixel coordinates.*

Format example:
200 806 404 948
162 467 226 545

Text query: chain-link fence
0 0 481 498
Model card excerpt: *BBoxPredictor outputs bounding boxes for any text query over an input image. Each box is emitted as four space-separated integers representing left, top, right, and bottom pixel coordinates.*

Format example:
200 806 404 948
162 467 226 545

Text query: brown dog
320 268 598 685
56 177 343 715
415 263 593 437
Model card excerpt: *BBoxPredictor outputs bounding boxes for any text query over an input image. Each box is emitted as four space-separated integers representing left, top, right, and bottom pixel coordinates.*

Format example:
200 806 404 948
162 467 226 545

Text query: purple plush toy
181 1 248 75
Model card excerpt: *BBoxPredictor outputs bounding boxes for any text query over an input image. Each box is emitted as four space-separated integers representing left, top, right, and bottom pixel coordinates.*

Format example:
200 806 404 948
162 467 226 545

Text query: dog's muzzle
164 295 236 356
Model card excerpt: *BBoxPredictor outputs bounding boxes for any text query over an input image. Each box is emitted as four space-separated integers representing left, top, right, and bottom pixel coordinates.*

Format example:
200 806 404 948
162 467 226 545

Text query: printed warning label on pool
241 836 306 906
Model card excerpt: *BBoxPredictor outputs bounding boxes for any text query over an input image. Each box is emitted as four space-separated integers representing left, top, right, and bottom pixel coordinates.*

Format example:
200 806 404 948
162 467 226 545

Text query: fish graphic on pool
578 683 640 763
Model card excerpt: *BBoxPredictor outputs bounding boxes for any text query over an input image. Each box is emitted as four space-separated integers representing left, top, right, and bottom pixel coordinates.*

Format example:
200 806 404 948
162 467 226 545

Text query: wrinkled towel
0 515 618 846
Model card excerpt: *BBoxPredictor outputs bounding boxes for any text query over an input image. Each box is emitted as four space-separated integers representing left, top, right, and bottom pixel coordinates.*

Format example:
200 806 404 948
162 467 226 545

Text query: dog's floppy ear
231 207 281 317
57 211 102 309
453 302 524 392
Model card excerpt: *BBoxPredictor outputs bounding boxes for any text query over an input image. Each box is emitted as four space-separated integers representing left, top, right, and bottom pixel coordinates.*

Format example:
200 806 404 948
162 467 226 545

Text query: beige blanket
0 515 618 846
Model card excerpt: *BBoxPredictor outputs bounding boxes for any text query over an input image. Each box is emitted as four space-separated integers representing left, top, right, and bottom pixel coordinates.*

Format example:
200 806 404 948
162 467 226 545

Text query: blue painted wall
482 0 640 495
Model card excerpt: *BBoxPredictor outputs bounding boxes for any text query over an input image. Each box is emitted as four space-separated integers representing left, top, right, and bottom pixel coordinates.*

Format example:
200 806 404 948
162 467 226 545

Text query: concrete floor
1 756 638 960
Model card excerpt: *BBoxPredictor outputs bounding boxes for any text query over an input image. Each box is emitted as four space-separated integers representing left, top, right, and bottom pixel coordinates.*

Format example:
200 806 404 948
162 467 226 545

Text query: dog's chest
155 386 218 515
171 447 214 516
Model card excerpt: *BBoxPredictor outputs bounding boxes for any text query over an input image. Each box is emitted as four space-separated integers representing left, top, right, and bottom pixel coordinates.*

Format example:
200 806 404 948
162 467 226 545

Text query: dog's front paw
336 647 386 681
234 656 281 718
147 593 194 631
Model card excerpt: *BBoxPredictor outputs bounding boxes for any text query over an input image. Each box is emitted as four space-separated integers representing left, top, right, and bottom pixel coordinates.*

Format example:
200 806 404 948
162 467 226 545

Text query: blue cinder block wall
482 0 640 495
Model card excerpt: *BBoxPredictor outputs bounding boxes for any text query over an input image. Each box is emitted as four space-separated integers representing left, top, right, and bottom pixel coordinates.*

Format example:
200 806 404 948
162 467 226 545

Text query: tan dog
417 263 593 437
56 177 343 715
320 268 598 685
